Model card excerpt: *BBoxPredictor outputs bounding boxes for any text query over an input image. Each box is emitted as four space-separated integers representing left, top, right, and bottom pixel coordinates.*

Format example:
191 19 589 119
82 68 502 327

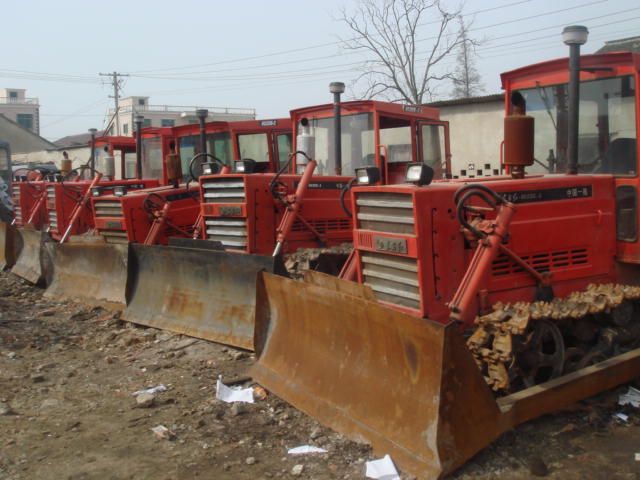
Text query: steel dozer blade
43 237 130 307
11 228 48 284
0 221 16 269
123 243 285 350
250 272 640 479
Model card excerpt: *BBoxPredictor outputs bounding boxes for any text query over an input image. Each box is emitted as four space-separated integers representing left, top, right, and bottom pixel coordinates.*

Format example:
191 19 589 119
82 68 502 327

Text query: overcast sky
2 0 638 141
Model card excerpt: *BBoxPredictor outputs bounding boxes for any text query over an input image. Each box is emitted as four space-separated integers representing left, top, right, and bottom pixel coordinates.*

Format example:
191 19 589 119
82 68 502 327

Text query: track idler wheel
511 319 565 390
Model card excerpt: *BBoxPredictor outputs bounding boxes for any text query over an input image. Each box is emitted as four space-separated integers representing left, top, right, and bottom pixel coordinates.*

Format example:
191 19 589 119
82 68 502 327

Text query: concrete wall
437 99 505 178
0 89 39 134
12 147 90 170
0 115 54 154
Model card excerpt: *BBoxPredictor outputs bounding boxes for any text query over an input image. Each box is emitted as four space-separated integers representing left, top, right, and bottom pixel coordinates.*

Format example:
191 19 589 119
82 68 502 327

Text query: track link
467 284 640 392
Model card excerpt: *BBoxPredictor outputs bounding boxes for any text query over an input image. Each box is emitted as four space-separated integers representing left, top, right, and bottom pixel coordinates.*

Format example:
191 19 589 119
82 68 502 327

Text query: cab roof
289 100 440 122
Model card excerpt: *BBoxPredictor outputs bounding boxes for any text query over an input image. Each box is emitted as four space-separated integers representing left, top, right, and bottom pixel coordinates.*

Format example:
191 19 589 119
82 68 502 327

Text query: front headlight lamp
234 159 256 174
202 162 221 175
405 163 434 186
113 185 127 197
355 166 380 185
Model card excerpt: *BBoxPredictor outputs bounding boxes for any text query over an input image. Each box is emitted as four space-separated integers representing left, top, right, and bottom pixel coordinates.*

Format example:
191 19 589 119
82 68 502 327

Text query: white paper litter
365 454 400 480
132 385 167 396
216 377 254 403
635 453 640 462
618 386 640 408
288 446 328 455
614 412 629 422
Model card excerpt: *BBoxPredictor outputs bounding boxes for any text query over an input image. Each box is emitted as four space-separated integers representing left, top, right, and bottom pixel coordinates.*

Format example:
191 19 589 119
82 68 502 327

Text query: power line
127 0 535 74
124 6 638 87
127 1 624 84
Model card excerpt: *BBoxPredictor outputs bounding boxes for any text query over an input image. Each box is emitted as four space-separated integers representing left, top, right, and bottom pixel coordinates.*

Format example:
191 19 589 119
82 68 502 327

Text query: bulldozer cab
140 127 177 185
502 52 639 263
94 136 137 180
289 100 451 182
175 119 292 180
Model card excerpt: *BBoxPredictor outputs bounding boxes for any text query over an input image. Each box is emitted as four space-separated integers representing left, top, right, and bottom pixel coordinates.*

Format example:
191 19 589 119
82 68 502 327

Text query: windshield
302 112 375 175
420 124 447 176
124 152 137 179
517 75 637 175
276 133 292 170
141 137 164 179
178 132 232 181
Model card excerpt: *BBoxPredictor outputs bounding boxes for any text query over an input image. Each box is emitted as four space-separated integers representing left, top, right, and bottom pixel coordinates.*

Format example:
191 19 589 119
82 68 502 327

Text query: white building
0 88 40 134
428 94 505 178
105 96 256 136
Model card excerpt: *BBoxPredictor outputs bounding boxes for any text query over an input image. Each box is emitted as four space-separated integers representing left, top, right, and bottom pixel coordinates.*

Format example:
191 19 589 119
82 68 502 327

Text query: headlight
234 159 256 174
91 187 102 197
405 163 434 186
296 163 307 175
202 162 220 175
355 166 380 185
113 186 127 197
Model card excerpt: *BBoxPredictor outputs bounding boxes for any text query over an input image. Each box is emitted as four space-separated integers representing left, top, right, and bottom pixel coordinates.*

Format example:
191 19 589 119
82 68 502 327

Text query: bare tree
450 18 483 98
339 0 471 104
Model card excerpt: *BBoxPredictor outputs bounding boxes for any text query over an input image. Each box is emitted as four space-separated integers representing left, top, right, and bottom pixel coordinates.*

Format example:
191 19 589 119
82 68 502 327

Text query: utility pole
99 71 129 136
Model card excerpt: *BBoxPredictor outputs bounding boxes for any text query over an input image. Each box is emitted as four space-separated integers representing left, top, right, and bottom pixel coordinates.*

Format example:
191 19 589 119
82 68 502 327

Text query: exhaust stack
562 25 589 175
330 82 345 175
134 115 144 179
196 109 209 157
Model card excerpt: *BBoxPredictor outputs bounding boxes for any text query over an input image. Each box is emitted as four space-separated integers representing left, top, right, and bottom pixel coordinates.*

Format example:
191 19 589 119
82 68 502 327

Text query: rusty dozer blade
11 228 48 284
250 272 640 479
123 243 285 350
43 237 130 307
0 221 16 269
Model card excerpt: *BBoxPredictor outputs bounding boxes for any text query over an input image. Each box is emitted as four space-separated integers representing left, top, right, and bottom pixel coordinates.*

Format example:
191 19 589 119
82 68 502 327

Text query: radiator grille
12 185 22 223
361 251 420 310
48 210 58 230
205 217 247 249
355 192 415 234
201 179 245 203
46 186 55 200
94 200 124 218
492 248 589 276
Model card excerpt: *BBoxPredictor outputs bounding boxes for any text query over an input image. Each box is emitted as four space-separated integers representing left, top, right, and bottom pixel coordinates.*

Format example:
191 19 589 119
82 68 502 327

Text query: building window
138 99 145 106
123 124 129 135
143 119 152 127
9 91 17 99
16 113 33 130
161 119 175 127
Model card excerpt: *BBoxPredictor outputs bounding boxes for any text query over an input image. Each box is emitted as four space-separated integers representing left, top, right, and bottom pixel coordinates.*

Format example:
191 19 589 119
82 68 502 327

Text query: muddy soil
1 270 639 480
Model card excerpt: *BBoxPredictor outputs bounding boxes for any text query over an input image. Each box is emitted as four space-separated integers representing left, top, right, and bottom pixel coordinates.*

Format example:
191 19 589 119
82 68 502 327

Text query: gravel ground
1 270 639 480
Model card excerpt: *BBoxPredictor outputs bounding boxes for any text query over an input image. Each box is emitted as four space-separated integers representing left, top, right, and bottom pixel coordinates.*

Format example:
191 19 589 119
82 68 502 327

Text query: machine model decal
501 185 592 204
165 192 195 202
293 181 349 190
374 235 408 254
218 206 243 216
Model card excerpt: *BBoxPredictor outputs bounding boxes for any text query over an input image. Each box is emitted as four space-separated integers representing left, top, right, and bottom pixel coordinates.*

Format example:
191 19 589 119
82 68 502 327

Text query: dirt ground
1 270 639 480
